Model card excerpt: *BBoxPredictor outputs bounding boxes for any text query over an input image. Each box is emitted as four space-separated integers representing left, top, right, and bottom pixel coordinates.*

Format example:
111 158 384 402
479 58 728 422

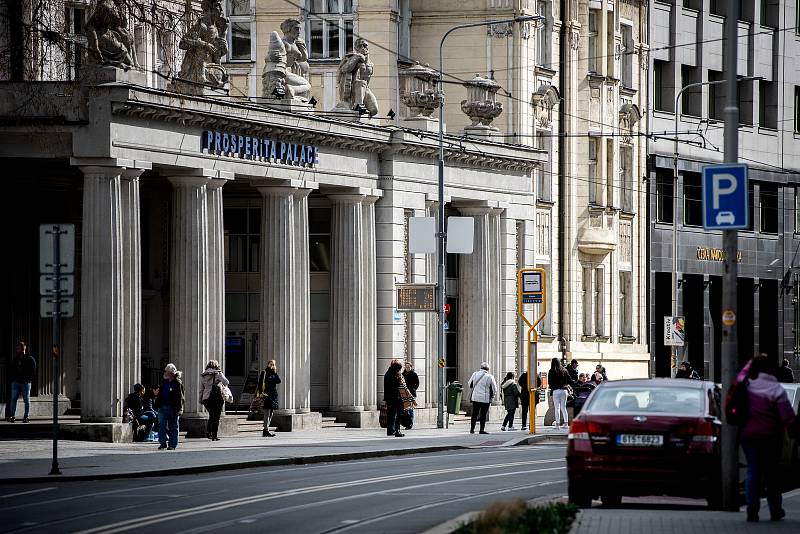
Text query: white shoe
552 422 559 427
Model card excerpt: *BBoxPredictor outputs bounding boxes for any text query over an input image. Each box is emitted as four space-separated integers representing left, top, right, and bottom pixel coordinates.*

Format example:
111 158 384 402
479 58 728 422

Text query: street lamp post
670 75 760 378
436 14 543 429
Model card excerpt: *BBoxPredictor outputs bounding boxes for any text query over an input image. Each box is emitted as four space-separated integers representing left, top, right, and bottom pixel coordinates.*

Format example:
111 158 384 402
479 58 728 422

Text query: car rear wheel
601 494 622 507
568 481 592 508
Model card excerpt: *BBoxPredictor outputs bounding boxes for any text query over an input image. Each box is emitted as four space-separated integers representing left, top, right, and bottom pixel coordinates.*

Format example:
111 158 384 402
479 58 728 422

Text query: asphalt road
0 444 567 534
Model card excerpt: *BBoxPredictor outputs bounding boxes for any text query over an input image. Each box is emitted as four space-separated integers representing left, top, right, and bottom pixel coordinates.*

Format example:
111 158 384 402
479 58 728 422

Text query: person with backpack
732 354 796 522
500 372 521 431
199 360 230 441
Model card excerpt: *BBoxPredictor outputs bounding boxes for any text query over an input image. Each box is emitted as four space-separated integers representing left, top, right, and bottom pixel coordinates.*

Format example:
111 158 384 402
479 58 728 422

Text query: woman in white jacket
199 360 230 441
468 362 499 434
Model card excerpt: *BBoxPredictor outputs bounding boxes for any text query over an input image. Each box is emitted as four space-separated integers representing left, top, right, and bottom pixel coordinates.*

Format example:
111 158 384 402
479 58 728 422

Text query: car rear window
587 386 704 415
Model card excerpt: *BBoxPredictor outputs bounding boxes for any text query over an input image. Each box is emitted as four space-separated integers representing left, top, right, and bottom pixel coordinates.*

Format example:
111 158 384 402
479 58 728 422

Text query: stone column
457 206 492 408
329 194 372 421
259 186 318 430
488 207 504 393
121 168 144 393
168 176 210 421
207 179 226 369
362 196 378 410
80 166 125 422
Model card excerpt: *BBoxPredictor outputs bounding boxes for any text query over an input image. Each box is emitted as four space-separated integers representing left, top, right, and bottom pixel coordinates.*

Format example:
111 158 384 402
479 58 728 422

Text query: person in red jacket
737 354 796 522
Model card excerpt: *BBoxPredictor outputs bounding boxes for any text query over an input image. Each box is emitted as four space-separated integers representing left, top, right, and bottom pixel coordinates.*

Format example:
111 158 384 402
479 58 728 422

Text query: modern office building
648 0 800 380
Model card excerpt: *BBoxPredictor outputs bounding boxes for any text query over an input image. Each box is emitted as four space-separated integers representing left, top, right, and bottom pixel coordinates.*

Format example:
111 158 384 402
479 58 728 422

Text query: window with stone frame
587 9 599 74
588 136 600 204
306 0 355 60
536 131 553 201
594 266 605 337
226 0 253 61
619 270 633 338
536 0 551 68
582 266 593 336
620 145 634 213
64 1 87 81
621 23 633 89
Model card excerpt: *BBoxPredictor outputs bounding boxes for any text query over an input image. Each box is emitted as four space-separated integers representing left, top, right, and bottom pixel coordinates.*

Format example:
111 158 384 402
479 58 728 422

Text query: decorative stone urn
399 63 442 120
460 74 503 135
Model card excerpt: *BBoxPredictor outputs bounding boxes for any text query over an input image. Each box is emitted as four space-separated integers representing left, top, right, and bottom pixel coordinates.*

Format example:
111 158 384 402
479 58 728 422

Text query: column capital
168 175 211 188
79 165 125 180
207 178 230 190
121 168 146 181
328 193 366 204
458 206 493 216
258 186 300 197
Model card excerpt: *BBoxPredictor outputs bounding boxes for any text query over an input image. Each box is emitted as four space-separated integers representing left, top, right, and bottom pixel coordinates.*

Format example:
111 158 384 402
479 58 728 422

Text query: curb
0 444 471 484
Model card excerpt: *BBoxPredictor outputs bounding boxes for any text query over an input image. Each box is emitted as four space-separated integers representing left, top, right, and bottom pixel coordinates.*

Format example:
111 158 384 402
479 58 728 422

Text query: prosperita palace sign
201 130 319 168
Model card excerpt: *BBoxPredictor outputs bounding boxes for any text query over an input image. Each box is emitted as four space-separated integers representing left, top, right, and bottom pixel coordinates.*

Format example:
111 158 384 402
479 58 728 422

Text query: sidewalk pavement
0 421 568 483
569 491 800 534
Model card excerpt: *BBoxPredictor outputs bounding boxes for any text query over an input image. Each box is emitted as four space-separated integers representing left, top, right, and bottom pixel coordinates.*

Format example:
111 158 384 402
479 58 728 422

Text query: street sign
522 271 542 293
396 284 437 312
663 316 685 346
702 164 749 230
446 217 474 253
40 274 75 296
40 296 74 318
408 216 436 254
39 224 75 273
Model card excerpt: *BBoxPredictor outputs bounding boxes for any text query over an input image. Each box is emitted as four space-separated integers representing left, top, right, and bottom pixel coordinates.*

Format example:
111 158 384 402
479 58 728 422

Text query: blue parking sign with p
702 164 748 230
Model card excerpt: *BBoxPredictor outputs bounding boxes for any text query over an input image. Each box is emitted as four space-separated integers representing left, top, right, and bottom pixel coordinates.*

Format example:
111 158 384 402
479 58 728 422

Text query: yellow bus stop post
517 268 546 435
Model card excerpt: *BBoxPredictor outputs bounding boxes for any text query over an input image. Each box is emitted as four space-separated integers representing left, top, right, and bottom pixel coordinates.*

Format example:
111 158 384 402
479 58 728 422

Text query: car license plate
616 434 664 447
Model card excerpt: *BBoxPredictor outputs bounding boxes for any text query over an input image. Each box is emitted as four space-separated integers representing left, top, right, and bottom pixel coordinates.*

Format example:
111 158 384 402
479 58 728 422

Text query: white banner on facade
663 316 685 347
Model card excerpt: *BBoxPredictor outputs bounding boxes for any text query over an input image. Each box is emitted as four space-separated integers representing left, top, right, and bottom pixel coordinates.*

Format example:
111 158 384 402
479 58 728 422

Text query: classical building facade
648 0 800 380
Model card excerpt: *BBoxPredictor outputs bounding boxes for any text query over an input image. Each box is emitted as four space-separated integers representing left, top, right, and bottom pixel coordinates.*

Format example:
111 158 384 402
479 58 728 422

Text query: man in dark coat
776 359 794 383
384 360 404 437
7 341 36 423
567 360 579 383
518 371 530 430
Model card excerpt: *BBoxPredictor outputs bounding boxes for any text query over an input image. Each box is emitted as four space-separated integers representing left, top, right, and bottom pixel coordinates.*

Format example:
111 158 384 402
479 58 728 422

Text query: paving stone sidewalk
570 490 800 534
0 421 567 483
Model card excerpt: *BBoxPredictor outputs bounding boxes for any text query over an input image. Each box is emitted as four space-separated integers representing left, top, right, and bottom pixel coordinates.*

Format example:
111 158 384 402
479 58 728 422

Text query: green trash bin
446 382 463 415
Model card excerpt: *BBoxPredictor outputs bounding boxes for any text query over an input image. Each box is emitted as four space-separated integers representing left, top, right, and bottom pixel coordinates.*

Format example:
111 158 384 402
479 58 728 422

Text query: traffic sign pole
48 225 63 476
517 268 546 435
720 0 740 511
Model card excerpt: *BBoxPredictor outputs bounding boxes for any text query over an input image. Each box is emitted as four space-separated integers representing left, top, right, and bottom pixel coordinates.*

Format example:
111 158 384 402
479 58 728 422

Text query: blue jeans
138 411 158 431
157 406 180 448
742 437 783 516
9 382 31 419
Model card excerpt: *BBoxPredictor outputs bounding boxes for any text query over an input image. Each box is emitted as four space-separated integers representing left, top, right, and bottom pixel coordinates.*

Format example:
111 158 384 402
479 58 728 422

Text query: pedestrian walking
548 358 570 429
776 358 794 383
199 360 229 441
257 359 281 437
500 372 521 431
401 361 419 429
6 341 36 423
384 361 405 437
468 362 498 434
155 363 184 450
518 371 529 430
124 383 157 439
735 354 796 522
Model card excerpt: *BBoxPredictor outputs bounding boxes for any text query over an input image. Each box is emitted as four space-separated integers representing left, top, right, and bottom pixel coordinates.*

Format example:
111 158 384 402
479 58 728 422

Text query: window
739 78 754 126
656 170 674 223
683 172 702 227
64 2 87 81
582 266 593 336
595 266 605 336
708 70 724 120
621 146 634 213
397 0 411 61
307 0 354 59
588 136 600 204
683 0 702 9
681 65 701 116
761 0 779 28
588 9 599 73
759 80 778 129
760 183 778 234
606 139 616 207
795 188 800 233
226 0 252 61
795 87 800 133
224 207 261 272
536 131 552 201
309 206 331 271
654 60 673 112
619 271 633 337
536 1 551 67
621 24 633 89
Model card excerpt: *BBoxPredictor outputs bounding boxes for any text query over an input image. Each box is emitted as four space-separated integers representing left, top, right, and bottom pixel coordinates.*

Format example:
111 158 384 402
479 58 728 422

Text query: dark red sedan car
567 378 722 508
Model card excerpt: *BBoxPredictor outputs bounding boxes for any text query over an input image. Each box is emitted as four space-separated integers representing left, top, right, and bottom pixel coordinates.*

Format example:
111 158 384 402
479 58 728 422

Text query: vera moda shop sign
696 247 743 262
201 130 320 168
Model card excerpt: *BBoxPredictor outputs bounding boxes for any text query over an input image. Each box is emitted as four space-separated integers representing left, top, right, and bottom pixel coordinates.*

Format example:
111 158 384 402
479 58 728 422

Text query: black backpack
724 378 750 425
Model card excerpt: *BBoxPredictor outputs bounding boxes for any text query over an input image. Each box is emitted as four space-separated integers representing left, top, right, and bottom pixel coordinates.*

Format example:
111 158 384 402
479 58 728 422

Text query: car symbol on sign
715 211 736 225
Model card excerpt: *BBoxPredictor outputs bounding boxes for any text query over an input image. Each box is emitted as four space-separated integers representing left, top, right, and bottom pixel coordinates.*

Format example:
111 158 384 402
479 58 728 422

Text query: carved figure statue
85 0 139 70
170 0 229 93
336 38 378 116
262 19 311 101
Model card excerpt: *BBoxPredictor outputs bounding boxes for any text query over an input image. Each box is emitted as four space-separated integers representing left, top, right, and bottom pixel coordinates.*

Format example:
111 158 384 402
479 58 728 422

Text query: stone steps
321 416 348 428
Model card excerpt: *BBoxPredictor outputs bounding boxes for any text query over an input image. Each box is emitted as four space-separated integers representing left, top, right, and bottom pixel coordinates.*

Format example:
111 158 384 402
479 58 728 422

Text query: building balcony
577 209 617 256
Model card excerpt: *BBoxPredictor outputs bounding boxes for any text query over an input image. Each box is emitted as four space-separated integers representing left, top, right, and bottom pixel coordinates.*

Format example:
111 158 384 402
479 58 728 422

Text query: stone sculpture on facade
335 38 378 117
169 0 229 94
262 19 312 101
460 74 503 135
399 63 442 120
85 0 139 70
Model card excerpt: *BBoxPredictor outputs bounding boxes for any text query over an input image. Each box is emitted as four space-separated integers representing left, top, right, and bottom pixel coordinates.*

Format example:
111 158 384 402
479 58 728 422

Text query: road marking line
0 487 56 499
75 459 565 534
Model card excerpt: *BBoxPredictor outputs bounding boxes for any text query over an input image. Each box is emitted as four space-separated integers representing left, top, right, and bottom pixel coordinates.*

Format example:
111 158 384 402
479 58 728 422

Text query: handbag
250 395 265 412
219 383 234 404
379 401 388 428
